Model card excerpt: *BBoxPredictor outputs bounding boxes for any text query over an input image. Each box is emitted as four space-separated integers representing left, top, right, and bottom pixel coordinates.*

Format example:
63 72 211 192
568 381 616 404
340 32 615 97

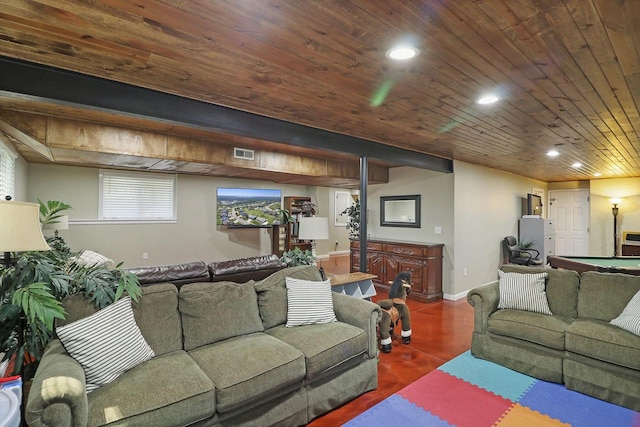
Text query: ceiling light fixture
477 94 500 104
572 162 582 168
546 150 559 157
385 46 420 60
594 172 602 177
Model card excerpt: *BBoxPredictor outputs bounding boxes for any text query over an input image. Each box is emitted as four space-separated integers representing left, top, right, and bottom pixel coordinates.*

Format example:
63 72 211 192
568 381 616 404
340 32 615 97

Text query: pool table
548 255 640 276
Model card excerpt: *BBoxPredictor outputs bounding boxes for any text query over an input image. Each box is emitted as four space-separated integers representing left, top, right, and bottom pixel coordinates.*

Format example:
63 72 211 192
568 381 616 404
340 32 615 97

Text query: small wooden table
330 272 377 299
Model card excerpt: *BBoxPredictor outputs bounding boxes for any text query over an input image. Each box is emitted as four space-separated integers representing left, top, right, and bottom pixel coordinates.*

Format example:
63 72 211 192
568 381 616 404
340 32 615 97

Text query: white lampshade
298 217 329 241
43 215 69 231
0 201 50 252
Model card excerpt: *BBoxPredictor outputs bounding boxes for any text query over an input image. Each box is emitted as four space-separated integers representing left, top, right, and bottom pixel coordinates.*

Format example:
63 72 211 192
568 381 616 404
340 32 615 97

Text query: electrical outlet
463 268 468 277
143 252 148 259
434 226 442 234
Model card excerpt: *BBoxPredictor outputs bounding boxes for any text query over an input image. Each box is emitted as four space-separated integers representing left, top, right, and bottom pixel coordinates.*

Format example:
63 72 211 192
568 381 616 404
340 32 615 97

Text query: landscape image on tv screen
216 187 282 227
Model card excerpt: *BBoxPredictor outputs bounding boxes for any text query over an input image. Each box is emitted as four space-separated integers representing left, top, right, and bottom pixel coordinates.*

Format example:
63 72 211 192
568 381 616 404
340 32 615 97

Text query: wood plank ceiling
0 0 638 186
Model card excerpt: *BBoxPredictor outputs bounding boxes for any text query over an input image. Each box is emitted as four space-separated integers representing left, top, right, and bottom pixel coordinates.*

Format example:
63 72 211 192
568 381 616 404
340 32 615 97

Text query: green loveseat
468 264 640 411
25 265 381 426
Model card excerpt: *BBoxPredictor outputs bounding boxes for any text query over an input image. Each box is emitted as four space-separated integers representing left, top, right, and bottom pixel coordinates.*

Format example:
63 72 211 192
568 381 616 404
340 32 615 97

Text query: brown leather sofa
127 254 287 288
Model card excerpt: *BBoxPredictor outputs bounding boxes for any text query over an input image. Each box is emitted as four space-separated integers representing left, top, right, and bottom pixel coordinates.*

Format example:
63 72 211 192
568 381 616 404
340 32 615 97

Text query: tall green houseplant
0 200 142 379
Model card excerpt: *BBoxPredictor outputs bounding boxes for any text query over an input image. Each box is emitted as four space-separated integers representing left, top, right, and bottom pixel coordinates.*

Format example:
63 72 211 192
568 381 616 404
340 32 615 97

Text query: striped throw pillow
497 270 552 315
285 277 337 327
56 296 155 392
610 289 640 336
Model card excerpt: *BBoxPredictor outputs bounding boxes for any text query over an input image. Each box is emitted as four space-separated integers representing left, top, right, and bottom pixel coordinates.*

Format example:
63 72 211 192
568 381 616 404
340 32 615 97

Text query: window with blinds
99 170 176 221
0 141 16 200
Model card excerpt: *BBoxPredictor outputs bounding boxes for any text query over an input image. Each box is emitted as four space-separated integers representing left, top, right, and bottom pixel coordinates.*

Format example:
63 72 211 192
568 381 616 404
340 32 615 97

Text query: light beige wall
26 163 350 267
589 178 640 256
13 155 28 201
367 166 454 296
452 160 547 298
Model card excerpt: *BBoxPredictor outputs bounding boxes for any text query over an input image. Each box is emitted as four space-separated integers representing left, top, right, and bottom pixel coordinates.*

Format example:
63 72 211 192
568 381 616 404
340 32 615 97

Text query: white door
548 189 590 256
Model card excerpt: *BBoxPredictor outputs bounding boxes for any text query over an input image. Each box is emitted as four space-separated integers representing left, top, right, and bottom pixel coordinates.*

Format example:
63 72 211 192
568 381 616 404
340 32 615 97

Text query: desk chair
503 236 544 266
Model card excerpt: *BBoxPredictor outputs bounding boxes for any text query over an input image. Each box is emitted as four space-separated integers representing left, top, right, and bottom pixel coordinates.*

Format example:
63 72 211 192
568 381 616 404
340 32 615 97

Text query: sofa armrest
466 281 499 334
332 293 381 359
26 340 88 427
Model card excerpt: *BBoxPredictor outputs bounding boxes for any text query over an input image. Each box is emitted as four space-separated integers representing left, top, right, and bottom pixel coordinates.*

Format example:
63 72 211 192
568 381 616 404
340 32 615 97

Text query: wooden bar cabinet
350 239 444 303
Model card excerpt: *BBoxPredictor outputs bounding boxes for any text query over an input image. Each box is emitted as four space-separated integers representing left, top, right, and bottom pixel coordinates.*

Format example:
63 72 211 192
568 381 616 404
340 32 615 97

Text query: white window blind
0 141 16 200
99 170 176 221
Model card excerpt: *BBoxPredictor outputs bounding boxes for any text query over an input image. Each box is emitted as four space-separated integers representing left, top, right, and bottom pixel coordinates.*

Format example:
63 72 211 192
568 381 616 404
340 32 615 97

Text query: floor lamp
611 199 620 257
298 216 329 265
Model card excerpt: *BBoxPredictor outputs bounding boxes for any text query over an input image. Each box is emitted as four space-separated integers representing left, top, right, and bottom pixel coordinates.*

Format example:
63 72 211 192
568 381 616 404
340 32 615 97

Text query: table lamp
298 216 329 264
0 200 51 266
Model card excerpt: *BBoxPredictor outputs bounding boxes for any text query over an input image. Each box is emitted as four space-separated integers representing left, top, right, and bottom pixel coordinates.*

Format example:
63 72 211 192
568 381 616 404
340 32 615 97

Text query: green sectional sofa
26 265 381 426
467 264 640 411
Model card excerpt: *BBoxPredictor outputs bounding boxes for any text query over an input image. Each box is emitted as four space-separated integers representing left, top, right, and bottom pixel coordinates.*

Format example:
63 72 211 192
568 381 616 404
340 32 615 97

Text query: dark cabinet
350 239 443 303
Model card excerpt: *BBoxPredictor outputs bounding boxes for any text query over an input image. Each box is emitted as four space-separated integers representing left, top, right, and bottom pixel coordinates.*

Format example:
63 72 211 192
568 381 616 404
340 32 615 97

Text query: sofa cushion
130 283 183 356
566 318 640 371
610 289 640 336
267 321 368 380
179 281 263 351
86 351 215 427
57 283 183 357
578 272 640 321
488 309 572 350
188 333 305 413
254 265 323 329
497 270 552 315
500 265 579 318
285 277 337 327
56 296 155 392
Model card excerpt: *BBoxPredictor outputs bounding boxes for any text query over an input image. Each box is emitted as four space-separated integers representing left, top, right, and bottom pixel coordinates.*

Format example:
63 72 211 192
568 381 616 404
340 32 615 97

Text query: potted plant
280 247 315 267
341 199 360 239
0 200 142 379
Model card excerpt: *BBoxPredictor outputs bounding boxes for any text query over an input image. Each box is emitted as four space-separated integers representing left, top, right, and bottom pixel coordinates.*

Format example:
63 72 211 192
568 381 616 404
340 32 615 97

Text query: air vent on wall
234 147 254 160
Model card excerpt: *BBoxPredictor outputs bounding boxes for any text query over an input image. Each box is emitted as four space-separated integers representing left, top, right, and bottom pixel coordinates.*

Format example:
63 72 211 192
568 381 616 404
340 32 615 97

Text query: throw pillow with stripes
610 289 640 336
285 277 337 327
56 296 155 392
497 270 552 315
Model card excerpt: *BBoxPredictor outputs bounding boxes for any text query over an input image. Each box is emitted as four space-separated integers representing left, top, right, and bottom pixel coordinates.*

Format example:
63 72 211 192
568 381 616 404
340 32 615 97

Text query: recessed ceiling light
547 150 559 157
385 46 420 60
572 162 582 168
477 94 500 104
594 172 602 177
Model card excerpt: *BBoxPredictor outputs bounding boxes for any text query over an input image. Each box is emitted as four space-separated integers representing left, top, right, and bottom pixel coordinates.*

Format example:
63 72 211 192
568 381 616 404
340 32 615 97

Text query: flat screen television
526 193 543 216
216 187 282 227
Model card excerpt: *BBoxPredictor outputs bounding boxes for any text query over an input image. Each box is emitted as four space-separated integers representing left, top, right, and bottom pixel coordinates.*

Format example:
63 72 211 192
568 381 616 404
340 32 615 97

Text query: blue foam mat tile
342 394 452 427
438 350 536 401
520 380 638 427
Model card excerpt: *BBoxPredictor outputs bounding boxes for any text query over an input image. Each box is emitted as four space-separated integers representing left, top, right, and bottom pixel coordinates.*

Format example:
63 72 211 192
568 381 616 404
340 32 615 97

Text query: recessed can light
477 94 500 104
547 150 559 157
594 172 602 177
385 46 420 60
572 162 582 168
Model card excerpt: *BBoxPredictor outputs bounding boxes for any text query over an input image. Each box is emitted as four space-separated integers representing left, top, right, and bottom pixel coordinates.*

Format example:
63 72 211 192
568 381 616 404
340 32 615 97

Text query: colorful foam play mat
344 350 640 427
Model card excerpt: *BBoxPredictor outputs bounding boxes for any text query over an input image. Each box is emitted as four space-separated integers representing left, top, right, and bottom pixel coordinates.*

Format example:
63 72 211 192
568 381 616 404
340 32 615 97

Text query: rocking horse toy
378 271 412 353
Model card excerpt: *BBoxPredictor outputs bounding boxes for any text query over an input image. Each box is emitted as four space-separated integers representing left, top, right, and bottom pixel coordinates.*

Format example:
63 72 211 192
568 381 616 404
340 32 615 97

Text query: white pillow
285 277 337 327
73 250 115 269
497 270 552 315
56 296 155 392
610 289 640 336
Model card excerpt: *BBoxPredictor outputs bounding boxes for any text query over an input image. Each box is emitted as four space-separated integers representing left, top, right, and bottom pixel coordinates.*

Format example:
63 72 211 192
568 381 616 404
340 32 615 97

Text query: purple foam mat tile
519 380 638 427
342 394 452 427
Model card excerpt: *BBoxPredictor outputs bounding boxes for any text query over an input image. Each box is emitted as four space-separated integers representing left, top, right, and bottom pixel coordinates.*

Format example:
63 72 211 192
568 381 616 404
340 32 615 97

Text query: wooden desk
330 272 377 299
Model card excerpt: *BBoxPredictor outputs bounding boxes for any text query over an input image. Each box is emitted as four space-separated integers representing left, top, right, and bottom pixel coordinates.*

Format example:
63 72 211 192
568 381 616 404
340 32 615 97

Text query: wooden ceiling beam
0 56 453 174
